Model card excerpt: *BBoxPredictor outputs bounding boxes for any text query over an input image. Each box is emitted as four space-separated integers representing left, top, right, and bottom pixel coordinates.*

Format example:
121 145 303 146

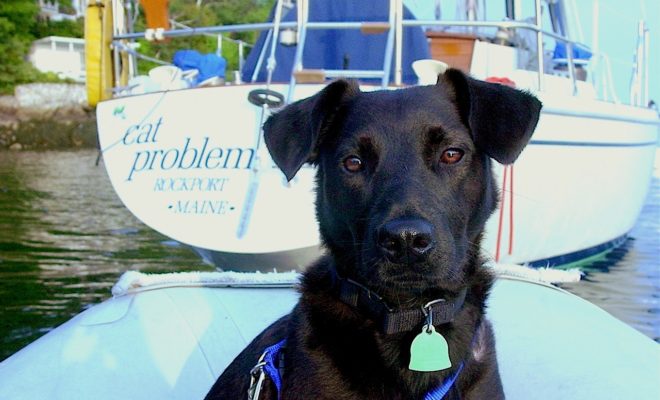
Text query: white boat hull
0 274 658 399
97 83 658 269
484 95 658 265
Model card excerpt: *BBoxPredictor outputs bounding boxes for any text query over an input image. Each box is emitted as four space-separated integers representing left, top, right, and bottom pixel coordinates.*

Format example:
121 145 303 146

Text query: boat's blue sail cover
242 0 430 84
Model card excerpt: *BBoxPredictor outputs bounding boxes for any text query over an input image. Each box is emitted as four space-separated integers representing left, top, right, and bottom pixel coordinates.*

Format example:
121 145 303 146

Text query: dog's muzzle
376 218 435 265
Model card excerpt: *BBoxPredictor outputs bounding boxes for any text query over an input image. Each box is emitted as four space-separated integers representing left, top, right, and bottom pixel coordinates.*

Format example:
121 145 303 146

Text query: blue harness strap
262 339 287 399
260 338 462 400
424 363 464 400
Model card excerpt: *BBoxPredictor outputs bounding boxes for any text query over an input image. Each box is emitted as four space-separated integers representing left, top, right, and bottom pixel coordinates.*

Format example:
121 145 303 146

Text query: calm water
0 150 658 361
0 150 212 360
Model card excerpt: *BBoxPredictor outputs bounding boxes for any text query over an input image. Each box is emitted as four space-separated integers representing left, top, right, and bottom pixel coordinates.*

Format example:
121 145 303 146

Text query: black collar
332 270 468 335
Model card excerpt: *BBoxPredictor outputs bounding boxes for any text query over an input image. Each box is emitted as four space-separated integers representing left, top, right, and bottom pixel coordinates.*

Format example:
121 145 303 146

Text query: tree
32 18 84 39
0 0 84 94
134 0 274 77
0 0 273 93
0 0 41 93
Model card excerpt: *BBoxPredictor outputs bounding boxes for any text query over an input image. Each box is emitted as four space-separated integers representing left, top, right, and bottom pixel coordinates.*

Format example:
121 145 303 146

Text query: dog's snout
377 218 435 264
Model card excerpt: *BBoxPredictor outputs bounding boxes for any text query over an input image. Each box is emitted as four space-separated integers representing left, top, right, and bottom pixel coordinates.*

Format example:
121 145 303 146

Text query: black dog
206 69 541 400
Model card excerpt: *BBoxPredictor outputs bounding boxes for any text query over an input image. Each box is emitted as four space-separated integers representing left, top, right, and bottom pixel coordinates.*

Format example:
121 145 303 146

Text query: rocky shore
0 83 97 150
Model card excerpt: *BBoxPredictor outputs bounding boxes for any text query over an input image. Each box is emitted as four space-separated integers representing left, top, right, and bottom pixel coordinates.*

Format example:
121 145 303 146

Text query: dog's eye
440 148 464 164
343 156 364 173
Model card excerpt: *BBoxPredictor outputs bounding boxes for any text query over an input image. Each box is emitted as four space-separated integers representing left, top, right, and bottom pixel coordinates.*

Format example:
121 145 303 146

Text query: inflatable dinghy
0 271 658 399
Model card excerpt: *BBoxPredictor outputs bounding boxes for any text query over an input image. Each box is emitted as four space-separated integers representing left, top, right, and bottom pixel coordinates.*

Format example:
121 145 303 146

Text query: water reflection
560 162 659 342
0 150 658 362
0 150 211 360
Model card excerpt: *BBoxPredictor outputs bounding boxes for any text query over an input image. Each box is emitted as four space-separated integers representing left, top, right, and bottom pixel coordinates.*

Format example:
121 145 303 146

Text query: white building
29 36 86 83
38 0 85 22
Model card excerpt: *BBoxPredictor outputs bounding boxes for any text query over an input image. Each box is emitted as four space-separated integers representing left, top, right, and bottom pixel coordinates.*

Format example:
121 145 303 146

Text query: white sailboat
1 1 658 398
92 0 657 270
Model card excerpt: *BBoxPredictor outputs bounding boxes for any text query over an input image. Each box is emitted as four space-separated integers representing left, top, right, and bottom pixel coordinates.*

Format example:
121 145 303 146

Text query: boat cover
0 276 658 399
173 50 227 83
242 0 430 84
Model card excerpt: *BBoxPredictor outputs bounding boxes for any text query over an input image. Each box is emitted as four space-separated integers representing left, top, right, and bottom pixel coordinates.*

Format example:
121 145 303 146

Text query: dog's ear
264 79 360 181
439 68 542 164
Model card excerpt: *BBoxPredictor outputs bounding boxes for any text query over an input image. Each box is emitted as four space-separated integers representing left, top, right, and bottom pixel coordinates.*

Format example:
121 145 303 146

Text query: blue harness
257 339 463 400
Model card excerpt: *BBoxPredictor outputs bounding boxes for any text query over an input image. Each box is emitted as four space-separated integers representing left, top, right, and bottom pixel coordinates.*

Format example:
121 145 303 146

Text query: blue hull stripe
529 140 658 148
526 235 628 268
541 107 660 126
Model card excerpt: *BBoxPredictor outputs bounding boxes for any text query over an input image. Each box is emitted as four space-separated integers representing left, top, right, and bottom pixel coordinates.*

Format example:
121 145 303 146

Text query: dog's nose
377 218 435 264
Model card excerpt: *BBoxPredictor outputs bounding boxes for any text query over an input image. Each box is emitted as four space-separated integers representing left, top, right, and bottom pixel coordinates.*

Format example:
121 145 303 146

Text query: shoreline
0 83 97 150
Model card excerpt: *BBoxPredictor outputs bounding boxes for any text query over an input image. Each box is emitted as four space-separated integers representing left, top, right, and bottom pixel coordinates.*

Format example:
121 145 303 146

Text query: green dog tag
409 325 452 372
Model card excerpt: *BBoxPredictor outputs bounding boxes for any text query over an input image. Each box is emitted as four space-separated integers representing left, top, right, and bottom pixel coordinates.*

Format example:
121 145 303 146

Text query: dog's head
264 69 541 302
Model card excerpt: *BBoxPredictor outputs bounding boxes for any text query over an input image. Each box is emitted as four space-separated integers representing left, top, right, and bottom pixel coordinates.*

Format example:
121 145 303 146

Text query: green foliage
0 0 83 94
0 0 39 39
57 0 76 16
32 18 84 39
135 0 275 78
0 0 40 94
0 0 274 93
